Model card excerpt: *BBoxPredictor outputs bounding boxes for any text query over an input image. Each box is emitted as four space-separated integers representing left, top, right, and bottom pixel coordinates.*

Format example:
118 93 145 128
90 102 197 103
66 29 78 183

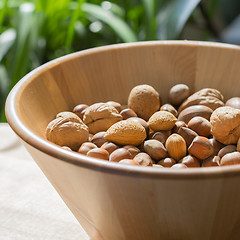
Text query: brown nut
171 163 188 169
172 121 187 133
148 111 177 131
128 84 161 121
178 88 224 112
237 138 240 152
73 104 89 119
218 145 237 158
123 145 141 158
87 148 109 160
169 84 190 106
133 153 153 166
158 158 176 168
46 112 89 151
83 102 122 134
120 108 138 120
62 146 72 151
225 97 240 110
220 152 240 166
179 155 200 168
78 142 97 155
188 136 214 160
101 142 119 155
128 117 149 136
150 130 171 145
202 155 220 167
104 120 146 146
106 101 121 112
165 134 187 161
209 138 225 155
109 148 133 162
160 104 178 117
143 139 167 161
92 131 108 147
178 105 213 124
153 164 164 168
118 159 139 165
177 127 198 147
188 116 211 137
210 106 240 144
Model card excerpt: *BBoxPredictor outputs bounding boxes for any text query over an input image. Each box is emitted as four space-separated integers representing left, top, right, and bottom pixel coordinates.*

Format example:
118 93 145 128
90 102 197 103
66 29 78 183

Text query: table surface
0 123 89 240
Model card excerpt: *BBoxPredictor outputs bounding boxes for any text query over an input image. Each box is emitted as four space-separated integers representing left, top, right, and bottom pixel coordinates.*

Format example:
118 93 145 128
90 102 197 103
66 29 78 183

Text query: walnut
178 88 224 112
46 112 89 150
210 106 240 144
83 103 122 134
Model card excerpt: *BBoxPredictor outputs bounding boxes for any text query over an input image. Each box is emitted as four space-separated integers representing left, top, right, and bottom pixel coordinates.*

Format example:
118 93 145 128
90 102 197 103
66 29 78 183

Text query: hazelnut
152 164 164 168
109 148 133 162
177 127 198 147
210 106 240 144
172 121 187 133
101 142 119 155
118 159 139 165
83 102 122 134
188 136 214 160
179 155 200 168
160 104 178 117
87 148 109 160
165 134 187 161
171 163 188 169
158 158 176 168
143 139 167 161
123 145 141 158
225 97 240 110
73 104 89 119
133 153 153 166
106 101 121 112
150 130 171 145
218 145 237 158
128 84 161 120
220 152 240 166
78 142 97 155
169 84 190 106
202 156 220 167
120 108 137 120
62 146 72 151
209 138 225 155
148 111 177 131
92 131 108 147
237 138 240 152
188 116 211 137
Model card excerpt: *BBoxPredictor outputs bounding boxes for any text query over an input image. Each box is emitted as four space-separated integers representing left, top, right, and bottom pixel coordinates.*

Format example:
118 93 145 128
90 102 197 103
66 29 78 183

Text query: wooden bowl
6 41 240 240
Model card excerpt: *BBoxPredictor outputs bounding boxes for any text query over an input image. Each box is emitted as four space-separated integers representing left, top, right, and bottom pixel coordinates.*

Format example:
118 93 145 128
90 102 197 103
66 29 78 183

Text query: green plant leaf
157 0 201 40
82 3 137 43
0 28 16 62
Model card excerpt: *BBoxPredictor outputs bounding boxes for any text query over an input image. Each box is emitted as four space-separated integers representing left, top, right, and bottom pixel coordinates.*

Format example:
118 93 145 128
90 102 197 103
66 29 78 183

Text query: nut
153 164 164 168
179 155 200 168
104 120 146 146
178 88 224 112
148 111 177 131
210 106 240 144
128 117 149 136
73 104 89 119
202 156 220 167
46 112 89 151
220 152 240 166
171 163 188 169
118 159 139 165
120 108 137 120
172 121 187 133
177 126 198 147
92 131 108 147
143 139 167 161
101 142 119 155
133 153 153 166
109 148 133 162
225 97 240 110
62 146 72 151
188 136 214 160
78 142 97 155
87 148 109 160
128 84 161 120
106 101 121 112
83 102 122 134
150 130 171 145
187 116 211 137
209 138 225 155
165 134 187 161
218 145 237 158
178 105 213 124
169 84 190 106
160 104 178 117
237 138 240 152
123 145 141 158
158 158 176 168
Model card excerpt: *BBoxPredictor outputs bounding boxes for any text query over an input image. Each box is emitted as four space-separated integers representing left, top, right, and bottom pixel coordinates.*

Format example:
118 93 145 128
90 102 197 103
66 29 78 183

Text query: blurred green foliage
0 0 239 121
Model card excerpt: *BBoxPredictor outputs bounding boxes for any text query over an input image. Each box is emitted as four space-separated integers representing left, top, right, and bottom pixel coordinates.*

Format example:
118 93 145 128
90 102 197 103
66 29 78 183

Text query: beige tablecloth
0 123 89 240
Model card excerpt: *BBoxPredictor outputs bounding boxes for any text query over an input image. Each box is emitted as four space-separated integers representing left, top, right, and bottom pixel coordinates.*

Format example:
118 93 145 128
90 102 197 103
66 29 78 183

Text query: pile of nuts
46 83 240 168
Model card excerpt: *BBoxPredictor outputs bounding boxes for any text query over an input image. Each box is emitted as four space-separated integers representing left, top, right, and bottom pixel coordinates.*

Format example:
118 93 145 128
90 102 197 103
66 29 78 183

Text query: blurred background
0 0 239 122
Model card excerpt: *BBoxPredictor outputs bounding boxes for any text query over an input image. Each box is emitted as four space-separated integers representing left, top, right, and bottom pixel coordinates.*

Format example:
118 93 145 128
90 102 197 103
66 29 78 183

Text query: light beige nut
46 112 89 151
169 84 190 106
104 120 146 146
220 152 240 166
148 111 177 131
133 153 153 166
210 106 240 144
226 97 240 110
165 134 187 161
118 159 139 165
83 102 122 134
106 101 121 112
128 84 161 120
178 88 224 112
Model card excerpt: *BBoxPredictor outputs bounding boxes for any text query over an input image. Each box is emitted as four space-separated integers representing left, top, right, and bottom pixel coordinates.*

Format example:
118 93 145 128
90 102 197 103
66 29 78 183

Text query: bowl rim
5 40 240 179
